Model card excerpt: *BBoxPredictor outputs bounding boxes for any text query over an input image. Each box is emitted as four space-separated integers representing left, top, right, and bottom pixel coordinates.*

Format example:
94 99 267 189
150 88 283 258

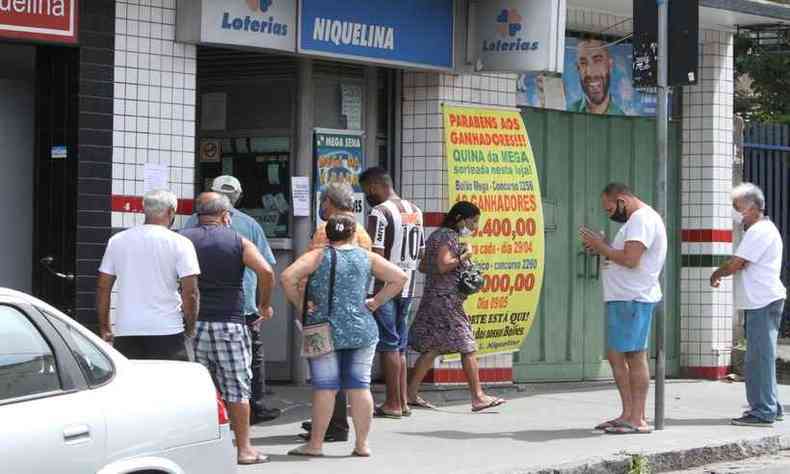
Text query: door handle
590 254 601 280
40 256 75 281
63 424 91 444
577 251 588 279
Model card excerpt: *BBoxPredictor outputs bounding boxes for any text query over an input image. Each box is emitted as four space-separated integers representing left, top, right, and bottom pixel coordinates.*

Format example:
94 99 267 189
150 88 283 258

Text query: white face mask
459 226 472 237
732 209 744 226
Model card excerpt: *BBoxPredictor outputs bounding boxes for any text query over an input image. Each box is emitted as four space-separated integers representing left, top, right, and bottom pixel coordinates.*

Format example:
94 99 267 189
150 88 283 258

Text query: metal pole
654 0 670 431
292 57 314 385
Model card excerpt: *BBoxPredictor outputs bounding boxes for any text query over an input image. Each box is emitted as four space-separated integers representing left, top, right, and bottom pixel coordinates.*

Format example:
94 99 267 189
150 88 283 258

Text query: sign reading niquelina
443 104 545 358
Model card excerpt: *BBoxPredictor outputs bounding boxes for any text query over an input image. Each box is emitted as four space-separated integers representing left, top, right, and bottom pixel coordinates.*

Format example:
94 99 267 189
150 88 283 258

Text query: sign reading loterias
0 0 78 44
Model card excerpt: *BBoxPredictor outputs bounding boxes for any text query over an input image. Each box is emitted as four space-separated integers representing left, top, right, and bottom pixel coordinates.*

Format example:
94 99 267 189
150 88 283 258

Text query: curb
488 434 790 474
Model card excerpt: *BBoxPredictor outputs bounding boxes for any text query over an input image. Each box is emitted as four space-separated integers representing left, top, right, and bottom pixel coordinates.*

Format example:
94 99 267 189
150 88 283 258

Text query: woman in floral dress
407 201 506 412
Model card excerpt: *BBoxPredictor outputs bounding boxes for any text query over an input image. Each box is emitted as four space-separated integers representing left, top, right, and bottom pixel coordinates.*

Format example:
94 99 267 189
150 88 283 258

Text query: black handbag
458 261 485 295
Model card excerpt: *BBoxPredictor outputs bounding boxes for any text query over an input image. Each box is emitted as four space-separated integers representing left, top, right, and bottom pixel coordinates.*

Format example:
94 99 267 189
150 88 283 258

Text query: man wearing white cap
185 175 280 423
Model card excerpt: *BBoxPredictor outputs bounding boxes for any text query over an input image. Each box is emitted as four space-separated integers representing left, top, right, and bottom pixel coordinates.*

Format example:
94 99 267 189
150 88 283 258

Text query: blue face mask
319 204 329 222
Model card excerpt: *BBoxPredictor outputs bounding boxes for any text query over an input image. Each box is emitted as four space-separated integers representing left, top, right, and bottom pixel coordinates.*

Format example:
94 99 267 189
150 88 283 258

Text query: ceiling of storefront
567 0 790 30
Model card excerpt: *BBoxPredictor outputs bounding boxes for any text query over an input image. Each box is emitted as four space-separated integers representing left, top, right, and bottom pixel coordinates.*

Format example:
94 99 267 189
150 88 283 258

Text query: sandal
373 406 402 419
238 453 270 465
288 445 325 457
351 450 371 457
604 422 653 434
471 397 506 413
407 396 437 409
594 419 626 431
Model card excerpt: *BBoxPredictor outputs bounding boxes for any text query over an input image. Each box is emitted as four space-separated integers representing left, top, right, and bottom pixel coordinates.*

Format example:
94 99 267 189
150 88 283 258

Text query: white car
0 288 236 474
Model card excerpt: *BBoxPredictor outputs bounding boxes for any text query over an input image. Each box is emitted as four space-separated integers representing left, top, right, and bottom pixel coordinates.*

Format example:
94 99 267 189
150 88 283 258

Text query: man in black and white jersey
360 167 425 418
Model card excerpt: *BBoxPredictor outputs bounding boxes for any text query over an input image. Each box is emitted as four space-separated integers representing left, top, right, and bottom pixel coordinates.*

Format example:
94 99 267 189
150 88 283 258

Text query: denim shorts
374 297 413 352
308 345 377 390
606 301 656 353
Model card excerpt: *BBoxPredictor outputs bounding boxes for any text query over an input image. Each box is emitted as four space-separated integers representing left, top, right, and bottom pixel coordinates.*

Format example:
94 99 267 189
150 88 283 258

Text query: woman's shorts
606 301 657 353
308 345 376 390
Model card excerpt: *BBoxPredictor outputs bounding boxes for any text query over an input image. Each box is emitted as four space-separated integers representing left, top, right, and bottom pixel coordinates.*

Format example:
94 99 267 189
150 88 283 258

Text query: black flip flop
374 406 402 419
604 422 653 434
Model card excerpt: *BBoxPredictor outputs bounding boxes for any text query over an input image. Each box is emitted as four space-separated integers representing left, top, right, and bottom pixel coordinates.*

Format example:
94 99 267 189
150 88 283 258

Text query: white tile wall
680 30 735 371
113 0 197 217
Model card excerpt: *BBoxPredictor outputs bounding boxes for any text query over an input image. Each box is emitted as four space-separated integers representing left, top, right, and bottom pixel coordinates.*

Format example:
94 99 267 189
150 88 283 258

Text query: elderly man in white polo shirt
711 182 787 427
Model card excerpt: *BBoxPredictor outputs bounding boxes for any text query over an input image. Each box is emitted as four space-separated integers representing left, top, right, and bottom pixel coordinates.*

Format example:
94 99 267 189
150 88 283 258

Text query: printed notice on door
443 104 545 359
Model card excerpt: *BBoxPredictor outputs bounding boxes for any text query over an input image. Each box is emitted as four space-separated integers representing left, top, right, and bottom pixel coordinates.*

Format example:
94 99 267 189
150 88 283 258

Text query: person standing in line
181 192 275 465
185 175 280 423
300 182 372 443
359 167 425 418
281 213 407 457
710 183 786 427
97 189 200 361
407 201 506 412
580 182 667 434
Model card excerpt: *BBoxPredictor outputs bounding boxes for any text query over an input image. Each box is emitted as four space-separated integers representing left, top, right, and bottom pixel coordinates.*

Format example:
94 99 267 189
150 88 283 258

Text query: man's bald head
195 192 231 222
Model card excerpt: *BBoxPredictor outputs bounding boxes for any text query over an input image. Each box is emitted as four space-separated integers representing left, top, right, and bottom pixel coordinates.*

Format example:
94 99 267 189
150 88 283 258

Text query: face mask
365 195 379 208
319 204 329 222
609 199 628 223
458 219 473 236
732 209 744 226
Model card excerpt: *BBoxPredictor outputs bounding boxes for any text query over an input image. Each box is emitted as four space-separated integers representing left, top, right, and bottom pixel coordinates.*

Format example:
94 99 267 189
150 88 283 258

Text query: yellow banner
443 104 545 358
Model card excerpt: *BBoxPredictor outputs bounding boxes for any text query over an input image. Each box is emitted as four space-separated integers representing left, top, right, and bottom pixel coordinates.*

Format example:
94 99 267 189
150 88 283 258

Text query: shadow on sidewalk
397 428 601 442
664 417 732 427
251 434 303 446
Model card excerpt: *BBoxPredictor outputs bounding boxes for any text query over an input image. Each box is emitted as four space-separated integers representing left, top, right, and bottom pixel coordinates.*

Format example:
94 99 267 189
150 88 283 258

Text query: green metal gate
514 108 681 382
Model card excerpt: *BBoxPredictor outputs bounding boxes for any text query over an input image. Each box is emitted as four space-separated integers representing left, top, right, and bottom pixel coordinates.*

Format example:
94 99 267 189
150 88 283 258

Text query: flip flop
604 422 653 434
288 446 325 457
594 419 626 431
407 397 437 409
471 398 506 413
238 453 270 465
351 450 371 457
402 408 413 417
374 406 403 419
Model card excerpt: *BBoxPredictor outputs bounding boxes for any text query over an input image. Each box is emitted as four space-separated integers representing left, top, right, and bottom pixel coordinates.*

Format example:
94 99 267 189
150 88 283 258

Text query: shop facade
4 0 787 384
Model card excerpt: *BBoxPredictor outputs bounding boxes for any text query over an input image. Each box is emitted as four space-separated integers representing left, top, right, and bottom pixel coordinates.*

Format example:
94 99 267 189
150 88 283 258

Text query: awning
566 0 790 30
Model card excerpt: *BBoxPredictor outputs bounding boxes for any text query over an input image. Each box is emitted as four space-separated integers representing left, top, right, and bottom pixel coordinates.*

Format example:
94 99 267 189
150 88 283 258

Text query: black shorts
113 333 190 361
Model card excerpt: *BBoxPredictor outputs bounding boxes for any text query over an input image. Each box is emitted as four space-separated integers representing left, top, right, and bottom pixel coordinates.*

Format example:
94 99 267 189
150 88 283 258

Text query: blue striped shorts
193 321 252 403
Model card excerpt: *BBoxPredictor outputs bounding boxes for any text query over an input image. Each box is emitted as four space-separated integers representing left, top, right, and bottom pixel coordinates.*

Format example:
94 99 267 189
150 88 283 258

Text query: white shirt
734 219 786 310
368 198 425 297
602 206 668 303
99 225 201 336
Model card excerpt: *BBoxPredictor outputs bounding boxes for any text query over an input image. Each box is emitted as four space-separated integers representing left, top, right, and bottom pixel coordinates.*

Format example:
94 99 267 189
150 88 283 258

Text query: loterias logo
496 8 521 37
222 0 288 37
245 0 272 12
484 8 538 52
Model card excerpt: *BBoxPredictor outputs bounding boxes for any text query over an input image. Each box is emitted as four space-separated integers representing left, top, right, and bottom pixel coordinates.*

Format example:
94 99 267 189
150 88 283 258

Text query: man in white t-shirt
580 182 667 435
710 183 787 427
96 190 201 361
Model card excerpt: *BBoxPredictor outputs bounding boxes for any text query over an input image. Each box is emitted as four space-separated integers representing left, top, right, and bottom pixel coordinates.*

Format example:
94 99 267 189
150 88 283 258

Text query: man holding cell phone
579 182 667 435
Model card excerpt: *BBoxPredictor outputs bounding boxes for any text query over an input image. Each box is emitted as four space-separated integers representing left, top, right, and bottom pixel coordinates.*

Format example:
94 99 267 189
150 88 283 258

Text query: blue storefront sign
298 0 454 70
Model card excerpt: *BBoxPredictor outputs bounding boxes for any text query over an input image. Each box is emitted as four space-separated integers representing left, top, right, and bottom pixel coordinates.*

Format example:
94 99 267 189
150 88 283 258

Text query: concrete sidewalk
243 380 790 473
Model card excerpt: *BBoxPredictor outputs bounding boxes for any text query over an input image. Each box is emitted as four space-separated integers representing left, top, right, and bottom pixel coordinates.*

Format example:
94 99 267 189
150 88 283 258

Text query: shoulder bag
301 247 337 359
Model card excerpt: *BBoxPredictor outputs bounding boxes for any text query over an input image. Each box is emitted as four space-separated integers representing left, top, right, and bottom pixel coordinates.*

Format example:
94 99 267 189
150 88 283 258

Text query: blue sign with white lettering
299 0 454 70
